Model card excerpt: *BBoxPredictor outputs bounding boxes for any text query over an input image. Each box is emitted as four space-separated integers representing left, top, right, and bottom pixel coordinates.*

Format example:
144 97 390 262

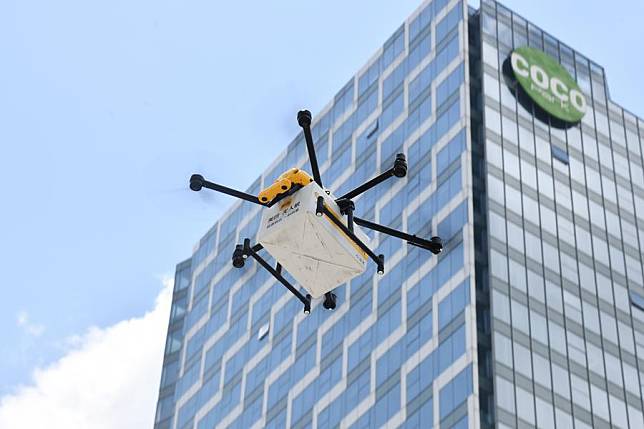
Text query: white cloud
16 310 46 337
0 278 173 429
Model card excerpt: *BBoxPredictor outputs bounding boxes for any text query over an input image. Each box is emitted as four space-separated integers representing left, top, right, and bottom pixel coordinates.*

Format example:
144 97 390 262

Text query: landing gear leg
323 292 337 310
233 239 312 314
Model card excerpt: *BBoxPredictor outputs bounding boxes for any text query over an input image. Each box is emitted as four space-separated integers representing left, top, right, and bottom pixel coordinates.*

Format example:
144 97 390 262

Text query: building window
630 290 644 312
551 145 569 165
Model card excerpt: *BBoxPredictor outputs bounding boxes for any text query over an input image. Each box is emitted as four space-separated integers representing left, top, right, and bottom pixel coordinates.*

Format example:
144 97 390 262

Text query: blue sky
1 0 643 410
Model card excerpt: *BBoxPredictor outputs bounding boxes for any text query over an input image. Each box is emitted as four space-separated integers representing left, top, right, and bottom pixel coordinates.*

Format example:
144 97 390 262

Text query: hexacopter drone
189 110 443 314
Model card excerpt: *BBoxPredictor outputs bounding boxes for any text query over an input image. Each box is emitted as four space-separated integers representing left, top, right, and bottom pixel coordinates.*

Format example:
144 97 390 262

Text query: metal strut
316 197 385 275
241 239 312 313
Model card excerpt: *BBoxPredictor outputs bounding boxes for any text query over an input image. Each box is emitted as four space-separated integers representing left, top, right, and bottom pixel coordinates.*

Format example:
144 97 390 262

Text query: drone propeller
158 183 218 205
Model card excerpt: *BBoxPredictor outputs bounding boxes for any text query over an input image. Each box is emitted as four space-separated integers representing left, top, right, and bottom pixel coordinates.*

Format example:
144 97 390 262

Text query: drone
189 110 443 314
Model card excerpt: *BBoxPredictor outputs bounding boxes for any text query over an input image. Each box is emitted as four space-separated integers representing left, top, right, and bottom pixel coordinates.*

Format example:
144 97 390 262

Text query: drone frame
189 109 443 314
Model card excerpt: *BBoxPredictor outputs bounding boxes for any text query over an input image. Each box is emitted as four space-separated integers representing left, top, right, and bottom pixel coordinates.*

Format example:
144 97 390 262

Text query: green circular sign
510 46 586 123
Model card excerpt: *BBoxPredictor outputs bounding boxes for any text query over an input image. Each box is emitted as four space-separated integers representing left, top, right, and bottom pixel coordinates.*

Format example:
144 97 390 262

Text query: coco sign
510 46 586 123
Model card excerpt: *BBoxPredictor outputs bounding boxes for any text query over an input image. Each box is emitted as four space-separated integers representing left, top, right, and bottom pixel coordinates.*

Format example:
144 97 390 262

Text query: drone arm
297 110 323 188
338 169 395 201
190 174 265 206
352 217 443 255
337 153 407 201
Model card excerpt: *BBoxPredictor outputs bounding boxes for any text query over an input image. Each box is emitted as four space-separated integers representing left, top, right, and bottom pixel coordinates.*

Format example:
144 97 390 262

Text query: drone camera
323 292 337 310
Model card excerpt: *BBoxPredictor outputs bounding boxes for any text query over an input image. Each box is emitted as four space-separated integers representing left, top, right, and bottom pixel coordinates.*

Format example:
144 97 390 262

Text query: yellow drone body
257 168 314 203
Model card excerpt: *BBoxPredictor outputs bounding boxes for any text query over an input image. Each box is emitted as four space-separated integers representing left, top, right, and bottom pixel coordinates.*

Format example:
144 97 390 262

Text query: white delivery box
257 182 370 298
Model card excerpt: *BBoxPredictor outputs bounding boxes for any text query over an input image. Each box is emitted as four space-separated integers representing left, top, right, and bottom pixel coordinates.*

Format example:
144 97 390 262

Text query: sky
0 0 643 427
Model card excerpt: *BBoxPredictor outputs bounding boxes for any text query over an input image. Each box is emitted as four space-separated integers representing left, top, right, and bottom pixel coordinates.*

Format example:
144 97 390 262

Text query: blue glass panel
347 367 371 410
378 262 404 307
381 124 406 165
438 324 466 372
376 299 402 340
359 57 381 96
436 165 462 208
436 128 466 176
383 63 406 101
451 414 468 429
436 1 463 45
356 87 378 124
317 355 342 397
436 63 464 110
405 309 433 358
409 61 434 106
437 200 467 242
267 369 291 408
407 32 431 72
333 80 355 122
404 397 433 429
325 141 353 185
406 96 432 136
348 326 373 372
409 0 436 43
435 32 460 73
292 342 316 378
380 91 405 132
376 339 403 386
438 278 470 329
291 381 316 424
349 410 371 429
407 273 435 318
382 25 405 70
321 319 345 357
265 408 287 429
245 356 268 393
439 364 472 419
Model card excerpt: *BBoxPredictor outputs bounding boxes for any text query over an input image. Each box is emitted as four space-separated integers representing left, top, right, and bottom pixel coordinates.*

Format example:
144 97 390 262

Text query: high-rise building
154 0 644 427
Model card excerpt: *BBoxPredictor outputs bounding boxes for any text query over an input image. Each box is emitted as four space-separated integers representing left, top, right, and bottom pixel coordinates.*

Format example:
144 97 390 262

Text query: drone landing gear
232 239 312 314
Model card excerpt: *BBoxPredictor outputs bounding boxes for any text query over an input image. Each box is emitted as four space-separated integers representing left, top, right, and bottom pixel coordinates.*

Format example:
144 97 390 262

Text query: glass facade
155 0 644 428
476 1 644 428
